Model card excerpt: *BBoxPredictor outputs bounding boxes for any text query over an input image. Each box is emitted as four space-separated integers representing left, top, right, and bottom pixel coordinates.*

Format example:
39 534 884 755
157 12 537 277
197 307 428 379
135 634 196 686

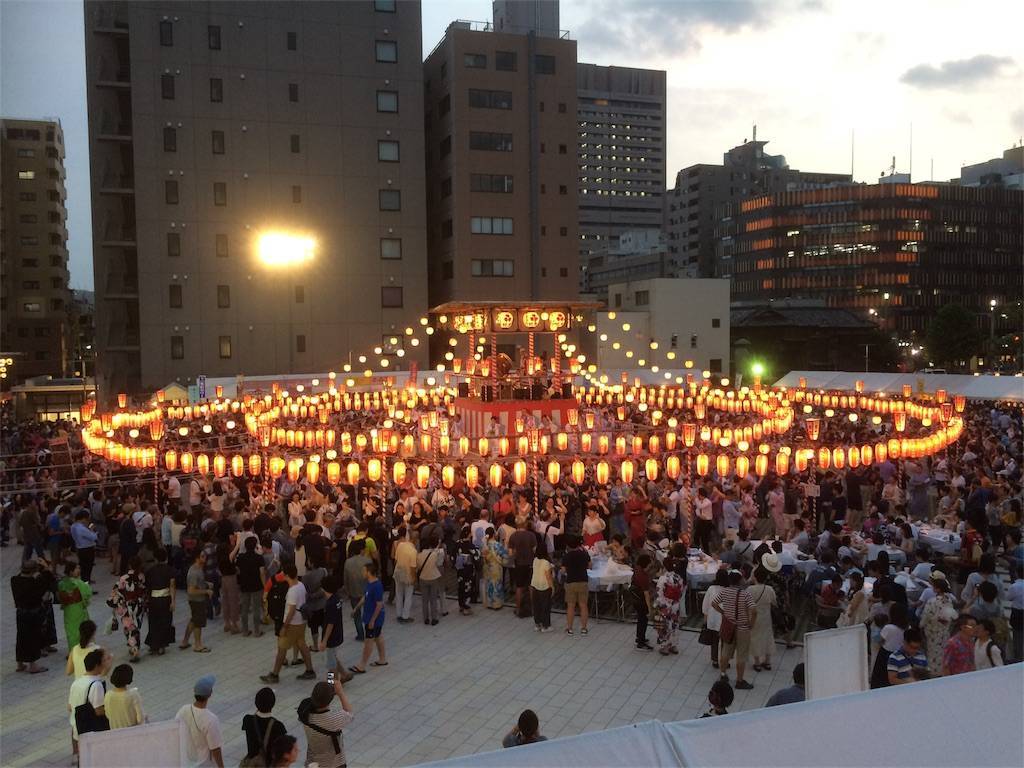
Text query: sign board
804 623 869 700
197 374 207 399
79 719 188 767
803 481 820 498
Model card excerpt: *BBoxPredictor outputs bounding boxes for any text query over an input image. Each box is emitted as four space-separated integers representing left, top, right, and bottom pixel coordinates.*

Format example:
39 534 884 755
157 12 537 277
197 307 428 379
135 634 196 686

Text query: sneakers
540 626 554 633
534 625 542 632
635 642 654 651
580 628 589 635
259 673 280 684
297 670 317 680
735 680 754 690
565 628 574 635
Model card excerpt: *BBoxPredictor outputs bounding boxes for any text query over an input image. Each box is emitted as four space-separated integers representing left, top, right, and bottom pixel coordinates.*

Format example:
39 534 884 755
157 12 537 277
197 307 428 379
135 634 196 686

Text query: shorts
564 581 588 609
513 565 532 589
188 600 208 628
719 628 751 665
277 622 307 651
364 623 383 640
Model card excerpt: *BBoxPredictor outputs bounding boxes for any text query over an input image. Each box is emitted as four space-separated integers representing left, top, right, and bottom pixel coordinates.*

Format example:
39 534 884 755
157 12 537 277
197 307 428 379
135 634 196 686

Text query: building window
170 335 184 359
208 25 221 50
558 144 567 154
690 334 697 349
294 285 305 303
535 54 556 74
18 192 37 201
288 83 299 102
219 336 232 359
19 214 38 224
379 189 401 211
215 233 229 257
23 302 42 312
161 74 175 100
296 334 306 353
163 126 177 152
286 31 297 50
711 318 721 328
614 293 622 308
470 217 514 235
464 53 486 68
440 177 452 197
471 259 514 277
381 286 403 308
470 174 514 193
469 131 512 151
374 0 396 12
169 284 182 308
377 140 399 162
22 258 39 268
380 238 402 259
670 334 678 349
375 40 397 63
439 135 451 157
376 90 398 112
165 180 179 204
291 186 302 203
22 280 41 290
709 358 722 373
559 267 568 277
209 77 223 102
211 130 225 154
17 148 35 158
558 102 566 113
217 284 230 308
540 226 546 235
495 50 516 71
468 89 512 109
290 134 300 153
559 184 567 195
213 182 227 206
635 290 650 306
159 20 173 46
559 226 567 236
167 232 181 257
17 170 35 180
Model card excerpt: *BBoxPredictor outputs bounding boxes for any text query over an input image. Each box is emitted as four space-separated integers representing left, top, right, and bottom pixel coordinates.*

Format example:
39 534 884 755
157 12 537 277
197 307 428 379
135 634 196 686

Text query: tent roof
775 370 1024 401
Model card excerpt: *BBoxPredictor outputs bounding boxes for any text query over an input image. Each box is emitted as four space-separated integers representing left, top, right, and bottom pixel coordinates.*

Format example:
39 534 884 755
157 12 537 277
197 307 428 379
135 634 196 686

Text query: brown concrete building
1 119 72 384
423 18 579 306
577 63 666 286
84 0 429 398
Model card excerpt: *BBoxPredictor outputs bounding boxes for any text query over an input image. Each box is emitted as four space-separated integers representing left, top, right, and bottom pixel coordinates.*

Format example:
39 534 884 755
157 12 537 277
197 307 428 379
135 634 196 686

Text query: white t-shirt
286 582 307 624
880 623 904 653
189 480 204 506
695 497 713 521
166 475 181 499
471 519 490 549
69 674 106 738
974 639 1004 669
176 703 223 768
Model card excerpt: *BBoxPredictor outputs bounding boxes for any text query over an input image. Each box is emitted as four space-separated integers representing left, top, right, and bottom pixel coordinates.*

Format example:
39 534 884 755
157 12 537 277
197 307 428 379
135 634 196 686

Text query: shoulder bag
239 716 276 767
74 680 110 735
719 588 740 645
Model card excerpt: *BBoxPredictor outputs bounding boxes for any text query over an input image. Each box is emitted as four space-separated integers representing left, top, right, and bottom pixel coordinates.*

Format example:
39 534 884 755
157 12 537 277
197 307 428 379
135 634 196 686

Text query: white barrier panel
79 719 187 768
804 624 869 700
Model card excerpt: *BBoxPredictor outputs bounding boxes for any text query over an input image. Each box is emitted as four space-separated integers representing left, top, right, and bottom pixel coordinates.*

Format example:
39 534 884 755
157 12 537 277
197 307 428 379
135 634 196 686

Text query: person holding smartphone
299 679 354 768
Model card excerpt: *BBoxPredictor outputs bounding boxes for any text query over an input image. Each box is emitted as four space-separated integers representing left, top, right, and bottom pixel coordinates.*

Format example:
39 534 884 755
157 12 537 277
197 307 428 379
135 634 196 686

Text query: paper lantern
696 453 710 477
585 412 595 429
442 464 456 488
805 418 820 441
581 433 593 453
571 459 586 485
888 438 901 459
513 459 528 486
875 442 888 463
893 412 907 432
325 461 340 485
620 459 635 484
466 465 479 489
795 450 808 473
547 461 560 485
489 463 503 487
197 453 210 476
775 451 789 475
164 449 178 472
665 455 681 480
499 437 510 457
596 460 610 485
860 444 873 466
598 435 609 455
306 460 320 484
367 458 382 482
286 459 301 483
817 447 831 470
269 456 285 479
953 394 966 413
567 409 579 427
736 455 749 478
716 454 730 478
615 436 626 456
478 437 490 457
213 454 227 478
645 458 659 482
831 447 844 470
682 423 697 447
935 388 947 403
117 393 127 408
847 446 860 469
755 453 768 477
392 460 407 485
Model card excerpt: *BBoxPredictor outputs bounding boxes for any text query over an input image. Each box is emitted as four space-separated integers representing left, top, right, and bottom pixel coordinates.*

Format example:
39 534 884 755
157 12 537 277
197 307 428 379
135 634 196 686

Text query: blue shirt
46 511 63 542
887 647 928 682
362 579 384 626
71 521 98 549
765 684 805 707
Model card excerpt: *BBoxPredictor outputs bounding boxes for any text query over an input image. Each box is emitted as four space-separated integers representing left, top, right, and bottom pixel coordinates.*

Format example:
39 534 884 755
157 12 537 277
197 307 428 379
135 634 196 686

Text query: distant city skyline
2 0 1021 290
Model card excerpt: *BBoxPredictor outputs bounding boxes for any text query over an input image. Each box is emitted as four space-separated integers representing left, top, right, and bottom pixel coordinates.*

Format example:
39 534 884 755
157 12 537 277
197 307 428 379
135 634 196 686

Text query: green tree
925 304 980 370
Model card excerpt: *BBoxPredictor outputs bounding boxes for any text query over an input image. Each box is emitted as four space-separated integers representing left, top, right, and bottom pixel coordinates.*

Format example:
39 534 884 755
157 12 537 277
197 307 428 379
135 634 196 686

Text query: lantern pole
532 458 539 518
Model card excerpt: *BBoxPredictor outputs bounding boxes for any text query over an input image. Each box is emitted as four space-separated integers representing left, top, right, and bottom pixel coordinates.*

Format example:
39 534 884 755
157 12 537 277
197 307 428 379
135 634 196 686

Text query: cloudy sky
2 0 1021 290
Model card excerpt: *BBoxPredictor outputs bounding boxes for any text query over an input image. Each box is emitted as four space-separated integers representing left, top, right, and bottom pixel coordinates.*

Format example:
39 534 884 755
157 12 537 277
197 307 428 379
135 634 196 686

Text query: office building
577 63 666 285
423 13 579 308
957 145 1023 189
581 228 682 295
665 134 850 278
1 119 72 384
84 0 429 398
590 278 730 375
727 182 1023 337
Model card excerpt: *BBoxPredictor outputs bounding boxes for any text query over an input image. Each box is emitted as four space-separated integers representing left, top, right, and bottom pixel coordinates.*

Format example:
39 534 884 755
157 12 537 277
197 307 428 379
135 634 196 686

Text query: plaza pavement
0 548 803 767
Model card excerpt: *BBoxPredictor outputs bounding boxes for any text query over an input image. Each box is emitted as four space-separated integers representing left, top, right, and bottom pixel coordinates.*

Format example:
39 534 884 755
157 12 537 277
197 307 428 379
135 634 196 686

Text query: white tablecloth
917 525 961 555
687 557 721 589
587 558 633 591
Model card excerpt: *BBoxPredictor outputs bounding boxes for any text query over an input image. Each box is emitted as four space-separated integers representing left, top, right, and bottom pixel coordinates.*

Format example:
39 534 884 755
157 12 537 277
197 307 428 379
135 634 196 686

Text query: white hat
761 552 782 573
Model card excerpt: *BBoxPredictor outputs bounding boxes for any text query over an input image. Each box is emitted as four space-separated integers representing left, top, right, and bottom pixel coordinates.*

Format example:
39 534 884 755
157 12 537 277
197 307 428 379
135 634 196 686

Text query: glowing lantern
736 455 749 478
818 447 831 470
682 423 697 447
805 418 820 441
164 449 178 472
117 393 127 408
875 442 888 463
442 464 456 489
831 447 844 470
499 437 510 457
393 461 407 485
585 412 595 429
547 461 560 485
325 461 341 485
775 451 789 475
466 465 479 488
935 389 947 403
953 394 966 413
367 458 382 482
286 459 301 483
861 444 873 466
847 447 860 469
666 455 681 480
567 409 579 427
902 384 912 398
556 432 568 451
888 439 901 459
459 436 470 456
696 453 710 477
615 436 626 456
755 453 769 477
645 458 659 482
213 454 227 478
620 459 635 484
149 421 165 441
513 460 528 485
596 461 610 485
716 454 730 478
197 453 210 476
230 454 244 478
894 412 907 432
306 461 320 484
572 459 586 485
489 463 503 487
478 437 490 457
940 403 953 423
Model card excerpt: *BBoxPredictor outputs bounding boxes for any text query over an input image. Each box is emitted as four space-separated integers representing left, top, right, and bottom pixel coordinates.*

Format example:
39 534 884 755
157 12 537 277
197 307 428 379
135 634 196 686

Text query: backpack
180 525 202 560
267 580 289 622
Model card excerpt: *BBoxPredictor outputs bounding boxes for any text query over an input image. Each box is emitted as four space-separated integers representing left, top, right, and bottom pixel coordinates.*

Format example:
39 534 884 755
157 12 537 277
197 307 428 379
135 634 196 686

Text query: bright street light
751 362 765 377
257 231 316 267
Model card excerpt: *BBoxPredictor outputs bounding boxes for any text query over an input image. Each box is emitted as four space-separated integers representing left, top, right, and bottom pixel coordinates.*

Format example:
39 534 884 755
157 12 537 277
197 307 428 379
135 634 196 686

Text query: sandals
370 661 389 667
178 643 191 650
348 666 366 674
193 647 211 653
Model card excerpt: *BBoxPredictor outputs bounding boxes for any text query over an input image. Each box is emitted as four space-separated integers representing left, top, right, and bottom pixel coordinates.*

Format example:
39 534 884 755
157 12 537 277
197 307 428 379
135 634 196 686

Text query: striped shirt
712 586 755 629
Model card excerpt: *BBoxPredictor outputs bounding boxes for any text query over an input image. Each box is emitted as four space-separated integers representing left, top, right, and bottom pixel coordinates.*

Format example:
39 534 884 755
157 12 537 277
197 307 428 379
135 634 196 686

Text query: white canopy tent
421 666 1023 768
775 371 1024 401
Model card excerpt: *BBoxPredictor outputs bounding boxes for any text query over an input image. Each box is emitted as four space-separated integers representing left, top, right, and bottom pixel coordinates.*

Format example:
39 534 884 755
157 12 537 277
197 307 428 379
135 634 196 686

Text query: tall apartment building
727 183 1023 338
423 16 579 307
84 0 429 398
665 135 850 278
1 119 73 383
577 63 666 286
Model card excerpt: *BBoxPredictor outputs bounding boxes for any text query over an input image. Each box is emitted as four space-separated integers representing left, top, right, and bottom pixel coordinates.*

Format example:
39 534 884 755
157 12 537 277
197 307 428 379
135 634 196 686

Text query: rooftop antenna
908 122 913 181
753 124 757 142
850 129 855 180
